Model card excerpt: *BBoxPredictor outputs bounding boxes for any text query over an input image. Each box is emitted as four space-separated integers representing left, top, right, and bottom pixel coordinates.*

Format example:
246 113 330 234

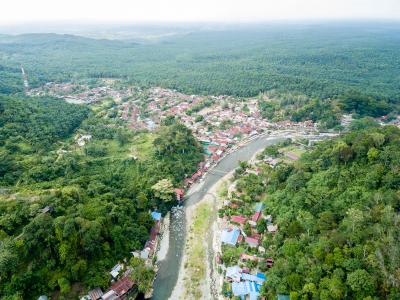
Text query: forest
0 23 400 100
249 126 400 299
0 94 204 299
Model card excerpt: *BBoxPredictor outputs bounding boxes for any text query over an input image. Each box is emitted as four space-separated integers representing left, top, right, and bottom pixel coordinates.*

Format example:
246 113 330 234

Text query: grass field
290 149 307 157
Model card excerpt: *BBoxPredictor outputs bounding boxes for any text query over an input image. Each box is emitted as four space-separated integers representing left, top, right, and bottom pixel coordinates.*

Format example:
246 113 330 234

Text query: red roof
228 203 240 208
222 215 229 220
208 145 218 152
237 234 243 242
217 256 222 264
242 267 250 273
108 275 134 297
174 188 184 195
239 253 258 261
252 211 262 222
252 232 262 239
88 287 104 300
230 215 250 224
245 236 260 245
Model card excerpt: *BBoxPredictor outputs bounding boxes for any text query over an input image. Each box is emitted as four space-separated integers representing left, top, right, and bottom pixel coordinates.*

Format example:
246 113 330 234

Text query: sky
1 0 400 24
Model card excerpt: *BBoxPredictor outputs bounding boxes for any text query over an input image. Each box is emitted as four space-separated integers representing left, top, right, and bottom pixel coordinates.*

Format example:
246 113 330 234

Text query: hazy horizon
1 0 400 25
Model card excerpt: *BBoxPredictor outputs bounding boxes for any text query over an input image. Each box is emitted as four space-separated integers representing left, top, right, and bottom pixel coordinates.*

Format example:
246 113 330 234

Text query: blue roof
38 297 49 300
226 266 242 280
277 295 291 300
254 203 265 212
242 273 265 283
221 227 240 245
151 212 162 221
257 272 266 279
232 282 247 295
250 292 260 300
245 281 257 293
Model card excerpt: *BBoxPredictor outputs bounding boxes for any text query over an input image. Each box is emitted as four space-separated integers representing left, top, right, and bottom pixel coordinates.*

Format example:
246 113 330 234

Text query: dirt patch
50 282 86 300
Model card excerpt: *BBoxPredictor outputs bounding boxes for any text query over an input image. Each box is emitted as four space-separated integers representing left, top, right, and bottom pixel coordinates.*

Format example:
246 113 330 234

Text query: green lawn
290 149 307 157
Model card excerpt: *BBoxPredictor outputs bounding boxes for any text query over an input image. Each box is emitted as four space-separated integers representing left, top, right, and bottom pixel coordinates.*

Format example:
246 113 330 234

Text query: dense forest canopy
0 93 204 299
0 23 400 99
257 126 400 299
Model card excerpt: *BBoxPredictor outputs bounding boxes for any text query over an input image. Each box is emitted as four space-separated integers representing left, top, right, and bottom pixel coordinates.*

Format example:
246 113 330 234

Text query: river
149 135 287 300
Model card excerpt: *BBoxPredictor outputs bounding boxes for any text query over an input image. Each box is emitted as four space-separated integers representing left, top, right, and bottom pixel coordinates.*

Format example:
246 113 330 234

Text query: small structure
88 287 104 300
150 211 162 222
267 224 279 236
277 295 291 300
140 251 149 259
217 256 222 264
38 297 49 300
228 202 240 208
80 134 92 141
245 236 261 247
221 227 240 247
239 253 258 262
42 206 54 214
174 188 184 202
110 264 122 280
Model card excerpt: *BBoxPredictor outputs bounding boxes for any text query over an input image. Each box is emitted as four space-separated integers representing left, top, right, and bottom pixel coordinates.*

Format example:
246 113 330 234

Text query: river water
150 136 286 300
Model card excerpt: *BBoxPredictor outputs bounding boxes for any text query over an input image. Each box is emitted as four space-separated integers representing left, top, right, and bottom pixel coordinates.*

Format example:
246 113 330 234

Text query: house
283 152 299 161
228 202 240 208
217 255 222 264
232 281 261 299
245 236 260 247
88 287 104 300
252 211 262 223
239 253 258 262
101 290 118 300
107 275 135 299
226 265 243 282
253 203 265 212
80 134 92 141
242 273 265 284
110 264 122 280
242 267 250 274
174 188 184 202
267 224 279 235
230 215 250 225
266 257 274 268
150 211 162 222
42 206 54 214
221 227 240 247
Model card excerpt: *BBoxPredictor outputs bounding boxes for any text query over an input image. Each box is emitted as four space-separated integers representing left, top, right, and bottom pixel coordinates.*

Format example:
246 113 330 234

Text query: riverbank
168 169 235 300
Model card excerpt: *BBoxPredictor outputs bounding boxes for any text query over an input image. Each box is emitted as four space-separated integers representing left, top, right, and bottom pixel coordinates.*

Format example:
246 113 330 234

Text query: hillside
0 23 400 99
252 126 400 299
0 94 204 299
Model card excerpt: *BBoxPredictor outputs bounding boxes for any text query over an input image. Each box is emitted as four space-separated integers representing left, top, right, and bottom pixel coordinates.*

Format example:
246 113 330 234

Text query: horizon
1 0 400 25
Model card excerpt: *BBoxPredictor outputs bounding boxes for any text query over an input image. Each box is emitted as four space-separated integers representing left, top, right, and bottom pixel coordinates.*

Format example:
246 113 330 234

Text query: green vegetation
0 94 203 299
257 126 400 299
1 24 400 101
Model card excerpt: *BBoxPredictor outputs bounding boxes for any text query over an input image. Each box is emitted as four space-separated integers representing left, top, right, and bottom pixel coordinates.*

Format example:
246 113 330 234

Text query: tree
58 277 71 294
151 179 175 202
296 210 314 236
346 269 375 299
0 238 19 279
129 257 155 292
136 192 148 210
346 208 364 232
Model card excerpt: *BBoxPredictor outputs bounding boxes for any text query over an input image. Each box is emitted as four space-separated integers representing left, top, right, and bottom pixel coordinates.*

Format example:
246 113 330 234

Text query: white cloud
1 0 399 24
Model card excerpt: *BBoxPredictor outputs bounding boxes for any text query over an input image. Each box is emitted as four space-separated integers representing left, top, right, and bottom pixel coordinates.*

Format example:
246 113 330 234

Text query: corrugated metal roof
88 287 103 300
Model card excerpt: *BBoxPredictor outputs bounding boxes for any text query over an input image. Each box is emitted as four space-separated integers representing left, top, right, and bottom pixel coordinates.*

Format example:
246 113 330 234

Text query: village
30 82 400 300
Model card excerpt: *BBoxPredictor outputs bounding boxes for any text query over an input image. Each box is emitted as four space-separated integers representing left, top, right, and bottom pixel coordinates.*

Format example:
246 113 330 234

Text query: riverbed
150 135 287 300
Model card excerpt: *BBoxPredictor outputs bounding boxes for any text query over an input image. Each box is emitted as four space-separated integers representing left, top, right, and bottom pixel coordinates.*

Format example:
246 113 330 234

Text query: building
226 265 243 282
221 227 240 247
88 287 104 300
110 264 122 280
230 215 251 225
245 236 261 247
283 152 299 161
174 188 184 202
